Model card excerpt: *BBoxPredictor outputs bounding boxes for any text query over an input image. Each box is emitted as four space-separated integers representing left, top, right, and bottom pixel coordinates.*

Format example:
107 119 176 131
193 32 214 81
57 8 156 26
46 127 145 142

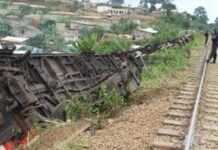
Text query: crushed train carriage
0 34 193 145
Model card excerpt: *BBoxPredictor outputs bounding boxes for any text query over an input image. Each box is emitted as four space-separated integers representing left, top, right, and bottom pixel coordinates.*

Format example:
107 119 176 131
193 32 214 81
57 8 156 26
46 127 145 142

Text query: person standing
207 31 218 63
204 31 209 45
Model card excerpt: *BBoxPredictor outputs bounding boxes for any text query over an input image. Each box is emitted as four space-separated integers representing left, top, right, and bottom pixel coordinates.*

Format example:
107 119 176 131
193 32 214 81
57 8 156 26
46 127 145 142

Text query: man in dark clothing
207 31 218 63
204 32 209 45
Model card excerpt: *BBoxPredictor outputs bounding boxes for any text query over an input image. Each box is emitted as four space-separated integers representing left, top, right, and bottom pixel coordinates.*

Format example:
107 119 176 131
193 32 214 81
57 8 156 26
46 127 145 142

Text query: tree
0 0 11 9
194 6 208 24
215 17 218 25
211 17 218 32
140 0 149 12
110 0 124 6
26 32 65 52
17 5 33 20
39 19 56 32
140 0 173 12
71 0 83 12
149 0 160 6
0 17 12 37
26 24 65 52
162 2 176 16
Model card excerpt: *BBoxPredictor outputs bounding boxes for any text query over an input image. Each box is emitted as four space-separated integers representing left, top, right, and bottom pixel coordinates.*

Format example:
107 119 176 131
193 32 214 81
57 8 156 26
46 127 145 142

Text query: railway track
152 39 218 149
192 61 218 149
152 43 209 149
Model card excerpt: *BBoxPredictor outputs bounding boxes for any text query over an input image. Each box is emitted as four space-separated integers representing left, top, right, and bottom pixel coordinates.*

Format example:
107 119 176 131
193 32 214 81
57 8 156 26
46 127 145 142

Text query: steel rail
184 45 210 150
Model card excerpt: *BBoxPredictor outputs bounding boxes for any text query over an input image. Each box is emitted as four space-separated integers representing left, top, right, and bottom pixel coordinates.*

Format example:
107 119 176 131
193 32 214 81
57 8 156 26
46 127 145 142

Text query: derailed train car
0 34 193 146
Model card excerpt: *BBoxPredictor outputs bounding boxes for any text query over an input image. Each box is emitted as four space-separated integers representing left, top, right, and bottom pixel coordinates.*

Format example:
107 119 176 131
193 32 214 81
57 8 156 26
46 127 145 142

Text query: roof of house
1 36 29 44
139 27 158 34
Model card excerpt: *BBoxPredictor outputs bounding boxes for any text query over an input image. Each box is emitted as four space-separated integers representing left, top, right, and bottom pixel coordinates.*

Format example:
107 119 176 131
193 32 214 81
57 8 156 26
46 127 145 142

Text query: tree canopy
215 17 218 25
162 2 176 16
110 0 124 6
17 5 33 20
26 20 64 52
194 6 208 24
0 17 12 37
140 0 174 12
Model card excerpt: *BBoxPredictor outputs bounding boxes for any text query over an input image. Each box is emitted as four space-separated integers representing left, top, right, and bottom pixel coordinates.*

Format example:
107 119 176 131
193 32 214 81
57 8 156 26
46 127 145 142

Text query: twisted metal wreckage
0 34 193 145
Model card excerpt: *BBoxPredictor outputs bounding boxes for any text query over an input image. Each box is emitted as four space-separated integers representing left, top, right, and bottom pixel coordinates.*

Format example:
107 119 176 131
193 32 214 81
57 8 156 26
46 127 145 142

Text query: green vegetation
17 5 33 20
71 24 132 54
162 2 177 16
39 19 56 32
71 34 132 54
26 32 65 52
64 137 88 150
140 0 175 12
138 8 206 88
65 86 126 121
26 21 65 52
73 33 98 54
95 36 132 54
111 19 138 34
191 6 209 30
142 34 202 88
0 0 10 9
71 0 83 12
111 0 124 6
194 6 209 24
65 96 90 120
95 86 126 116
0 17 12 36
79 26 105 41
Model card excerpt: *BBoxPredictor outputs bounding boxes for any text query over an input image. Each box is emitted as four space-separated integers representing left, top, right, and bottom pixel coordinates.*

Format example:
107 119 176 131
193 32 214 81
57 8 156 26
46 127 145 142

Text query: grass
63 137 89 150
141 33 203 89
65 86 126 121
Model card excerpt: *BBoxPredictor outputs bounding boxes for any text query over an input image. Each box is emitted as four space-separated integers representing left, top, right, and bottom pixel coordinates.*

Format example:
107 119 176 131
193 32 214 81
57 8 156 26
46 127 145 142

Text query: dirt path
29 121 90 150
83 78 185 150
86 92 171 150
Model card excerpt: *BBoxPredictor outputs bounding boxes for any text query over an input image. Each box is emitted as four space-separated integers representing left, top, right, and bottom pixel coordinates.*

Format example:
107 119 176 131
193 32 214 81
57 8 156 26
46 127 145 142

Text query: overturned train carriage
0 34 193 144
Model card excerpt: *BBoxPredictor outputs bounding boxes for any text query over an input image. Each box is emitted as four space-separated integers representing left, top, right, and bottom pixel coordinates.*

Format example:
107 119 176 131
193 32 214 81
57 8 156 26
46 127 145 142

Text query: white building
97 4 130 16
97 4 112 13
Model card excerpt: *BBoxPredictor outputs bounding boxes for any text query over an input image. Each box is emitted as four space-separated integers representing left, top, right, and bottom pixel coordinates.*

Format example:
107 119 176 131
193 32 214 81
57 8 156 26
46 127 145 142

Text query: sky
173 0 217 23
92 0 218 23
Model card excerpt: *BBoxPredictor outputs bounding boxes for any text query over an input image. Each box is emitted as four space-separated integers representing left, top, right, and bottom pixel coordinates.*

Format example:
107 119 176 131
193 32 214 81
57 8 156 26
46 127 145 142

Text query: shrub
79 26 105 41
0 0 10 9
65 85 126 120
73 33 98 54
111 19 138 34
26 27 65 52
141 40 193 88
39 19 56 32
65 96 90 120
0 17 12 36
93 86 126 117
17 5 33 20
95 36 132 54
